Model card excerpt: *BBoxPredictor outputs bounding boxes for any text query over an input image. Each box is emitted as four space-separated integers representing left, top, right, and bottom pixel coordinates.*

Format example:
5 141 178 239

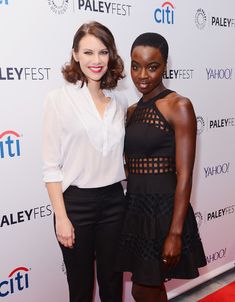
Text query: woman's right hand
55 216 75 248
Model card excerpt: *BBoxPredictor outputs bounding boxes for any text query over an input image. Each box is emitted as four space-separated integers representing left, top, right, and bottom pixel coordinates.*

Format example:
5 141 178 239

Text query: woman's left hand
162 233 182 267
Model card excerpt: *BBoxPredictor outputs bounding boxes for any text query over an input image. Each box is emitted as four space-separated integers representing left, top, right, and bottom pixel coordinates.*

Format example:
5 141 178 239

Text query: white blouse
42 82 127 192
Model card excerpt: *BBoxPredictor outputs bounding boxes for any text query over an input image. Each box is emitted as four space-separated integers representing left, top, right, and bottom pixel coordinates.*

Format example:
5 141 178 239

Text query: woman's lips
138 82 149 89
88 66 103 73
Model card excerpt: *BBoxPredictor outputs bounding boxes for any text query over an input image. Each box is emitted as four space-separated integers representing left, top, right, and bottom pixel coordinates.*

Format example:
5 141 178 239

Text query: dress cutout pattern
130 106 169 131
127 156 175 175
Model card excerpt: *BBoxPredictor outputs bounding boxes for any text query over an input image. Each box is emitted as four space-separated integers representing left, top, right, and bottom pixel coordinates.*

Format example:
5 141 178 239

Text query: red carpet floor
198 281 235 302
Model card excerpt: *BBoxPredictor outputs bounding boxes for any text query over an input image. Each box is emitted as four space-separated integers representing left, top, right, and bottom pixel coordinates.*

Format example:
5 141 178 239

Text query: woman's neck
142 82 166 102
87 80 110 119
87 80 103 99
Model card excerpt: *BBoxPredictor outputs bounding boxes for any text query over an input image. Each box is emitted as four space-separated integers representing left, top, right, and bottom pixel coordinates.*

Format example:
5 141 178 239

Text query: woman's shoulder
166 92 195 124
46 83 66 99
45 82 82 104
44 83 72 112
165 91 193 111
126 102 138 121
127 102 138 112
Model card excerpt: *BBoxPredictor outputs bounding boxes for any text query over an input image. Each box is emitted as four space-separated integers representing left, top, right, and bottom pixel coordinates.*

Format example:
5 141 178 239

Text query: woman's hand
45 182 75 248
162 233 182 267
55 216 75 249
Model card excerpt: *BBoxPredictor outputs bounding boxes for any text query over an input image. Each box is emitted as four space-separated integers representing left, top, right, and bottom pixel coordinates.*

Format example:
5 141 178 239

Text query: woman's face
73 34 109 83
131 45 166 99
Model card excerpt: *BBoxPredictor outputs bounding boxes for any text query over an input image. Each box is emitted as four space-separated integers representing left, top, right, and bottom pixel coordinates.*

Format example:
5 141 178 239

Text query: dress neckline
138 89 174 108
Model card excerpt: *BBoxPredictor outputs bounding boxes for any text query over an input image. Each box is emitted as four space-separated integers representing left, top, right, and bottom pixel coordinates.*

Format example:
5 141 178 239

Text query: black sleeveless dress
116 90 207 286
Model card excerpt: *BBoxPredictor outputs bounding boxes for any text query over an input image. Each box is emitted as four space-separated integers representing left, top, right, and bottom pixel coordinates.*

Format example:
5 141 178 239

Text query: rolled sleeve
42 92 63 183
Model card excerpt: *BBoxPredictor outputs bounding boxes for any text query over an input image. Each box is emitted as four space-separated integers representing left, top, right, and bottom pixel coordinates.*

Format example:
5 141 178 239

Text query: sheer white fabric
42 82 127 191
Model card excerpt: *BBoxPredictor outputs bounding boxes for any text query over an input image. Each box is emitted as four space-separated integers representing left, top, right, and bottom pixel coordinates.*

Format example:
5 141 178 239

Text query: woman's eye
149 65 158 71
131 65 138 71
84 51 93 55
100 50 109 55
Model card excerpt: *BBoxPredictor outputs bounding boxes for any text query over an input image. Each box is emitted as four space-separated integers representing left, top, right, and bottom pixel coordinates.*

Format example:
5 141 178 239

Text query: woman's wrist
54 211 68 220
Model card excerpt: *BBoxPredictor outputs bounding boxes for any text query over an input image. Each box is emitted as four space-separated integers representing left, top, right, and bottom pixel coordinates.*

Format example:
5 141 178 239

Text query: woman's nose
93 53 101 64
139 68 148 79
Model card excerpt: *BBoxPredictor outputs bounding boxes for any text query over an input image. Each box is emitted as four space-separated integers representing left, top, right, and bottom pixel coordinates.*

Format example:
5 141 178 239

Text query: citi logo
0 267 30 297
154 2 175 24
0 130 21 159
0 0 9 5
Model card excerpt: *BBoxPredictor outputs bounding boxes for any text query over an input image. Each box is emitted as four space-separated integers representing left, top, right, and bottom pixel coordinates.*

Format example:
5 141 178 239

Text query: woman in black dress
116 33 207 301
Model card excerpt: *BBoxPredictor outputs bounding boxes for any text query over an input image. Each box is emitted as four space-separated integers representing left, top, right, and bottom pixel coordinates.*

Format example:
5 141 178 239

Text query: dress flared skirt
115 192 207 286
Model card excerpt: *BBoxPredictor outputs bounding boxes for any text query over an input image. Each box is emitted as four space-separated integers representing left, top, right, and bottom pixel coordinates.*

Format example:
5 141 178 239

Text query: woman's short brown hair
62 21 125 89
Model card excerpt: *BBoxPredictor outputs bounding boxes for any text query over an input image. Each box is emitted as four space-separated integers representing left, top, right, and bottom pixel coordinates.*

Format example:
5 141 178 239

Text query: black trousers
58 182 126 302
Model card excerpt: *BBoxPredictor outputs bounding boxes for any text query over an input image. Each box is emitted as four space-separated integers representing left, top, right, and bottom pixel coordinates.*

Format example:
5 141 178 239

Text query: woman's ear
72 49 79 62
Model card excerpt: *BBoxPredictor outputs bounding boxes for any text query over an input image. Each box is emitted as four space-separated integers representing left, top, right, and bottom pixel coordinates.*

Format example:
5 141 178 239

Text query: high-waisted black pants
57 182 126 302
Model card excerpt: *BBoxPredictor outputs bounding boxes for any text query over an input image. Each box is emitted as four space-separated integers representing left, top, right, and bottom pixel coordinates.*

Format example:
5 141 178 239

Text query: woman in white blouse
42 21 127 302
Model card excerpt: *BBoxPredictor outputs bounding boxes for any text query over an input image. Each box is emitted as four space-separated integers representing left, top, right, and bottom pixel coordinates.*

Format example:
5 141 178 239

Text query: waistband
64 181 122 195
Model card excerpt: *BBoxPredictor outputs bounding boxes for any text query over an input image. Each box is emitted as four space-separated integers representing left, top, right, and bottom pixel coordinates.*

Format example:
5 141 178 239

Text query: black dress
116 90 207 286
